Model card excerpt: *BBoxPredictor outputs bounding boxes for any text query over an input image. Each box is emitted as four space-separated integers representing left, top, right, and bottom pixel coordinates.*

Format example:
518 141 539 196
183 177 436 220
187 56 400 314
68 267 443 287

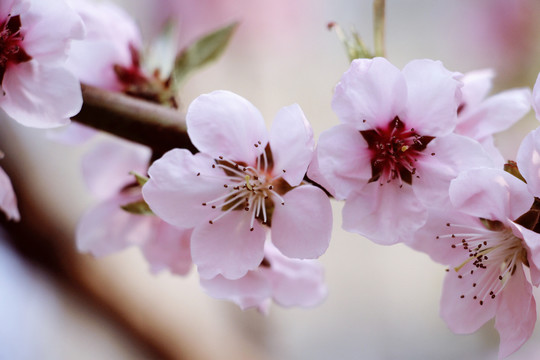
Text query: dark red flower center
0 14 32 87
360 116 434 186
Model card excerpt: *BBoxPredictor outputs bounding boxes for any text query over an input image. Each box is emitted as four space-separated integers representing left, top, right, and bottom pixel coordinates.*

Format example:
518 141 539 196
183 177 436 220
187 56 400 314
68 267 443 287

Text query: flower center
442 219 527 306
0 14 31 88
360 116 434 187
200 143 289 231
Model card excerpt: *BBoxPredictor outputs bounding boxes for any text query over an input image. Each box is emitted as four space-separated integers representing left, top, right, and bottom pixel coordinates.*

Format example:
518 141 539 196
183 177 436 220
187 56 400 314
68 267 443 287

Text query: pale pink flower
456 69 531 165
66 0 143 91
76 139 192 275
314 57 491 245
0 0 84 128
200 241 327 312
411 167 540 359
143 90 332 280
0 164 19 221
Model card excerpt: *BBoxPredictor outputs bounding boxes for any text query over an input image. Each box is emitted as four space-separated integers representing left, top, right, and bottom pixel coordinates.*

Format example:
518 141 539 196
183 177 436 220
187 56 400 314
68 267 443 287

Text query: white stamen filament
199 146 286 229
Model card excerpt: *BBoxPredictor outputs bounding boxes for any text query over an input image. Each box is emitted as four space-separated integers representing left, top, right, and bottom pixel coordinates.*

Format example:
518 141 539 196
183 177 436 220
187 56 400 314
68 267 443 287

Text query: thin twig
373 0 386 57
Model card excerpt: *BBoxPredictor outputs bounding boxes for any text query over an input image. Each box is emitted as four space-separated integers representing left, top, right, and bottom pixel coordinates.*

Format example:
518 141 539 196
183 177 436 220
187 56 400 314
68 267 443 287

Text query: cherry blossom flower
66 0 143 92
200 241 327 313
455 69 531 165
314 57 491 245
76 139 192 275
0 0 84 128
411 167 540 359
0 163 19 221
142 90 332 280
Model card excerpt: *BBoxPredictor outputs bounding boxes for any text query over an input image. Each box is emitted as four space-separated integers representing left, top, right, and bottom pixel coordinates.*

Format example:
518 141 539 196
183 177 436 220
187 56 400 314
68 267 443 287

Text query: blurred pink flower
0 164 19 221
66 0 143 91
412 167 540 359
200 241 327 313
76 139 192 276
456 69 530 165
315 57 491 245
0 0 83 128
461 0 540 81
143 90 332 280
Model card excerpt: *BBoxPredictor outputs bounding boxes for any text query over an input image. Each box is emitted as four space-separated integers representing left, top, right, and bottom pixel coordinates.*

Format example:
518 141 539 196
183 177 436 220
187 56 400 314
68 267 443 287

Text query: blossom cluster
3 0 540 358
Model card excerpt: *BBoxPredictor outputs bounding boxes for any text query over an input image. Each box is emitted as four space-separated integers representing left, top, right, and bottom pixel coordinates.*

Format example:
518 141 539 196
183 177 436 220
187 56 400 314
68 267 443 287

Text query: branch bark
72 84 197 159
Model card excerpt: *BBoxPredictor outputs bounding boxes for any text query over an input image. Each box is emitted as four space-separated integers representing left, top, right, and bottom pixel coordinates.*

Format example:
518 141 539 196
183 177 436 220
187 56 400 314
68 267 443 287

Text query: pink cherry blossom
142 90 332 280
315 57 492 245
0 0 84 128
456 69 531 165
411 167 540 359
66 0 143 92
0 164 19 221
76 139 192 275
200 241 327 312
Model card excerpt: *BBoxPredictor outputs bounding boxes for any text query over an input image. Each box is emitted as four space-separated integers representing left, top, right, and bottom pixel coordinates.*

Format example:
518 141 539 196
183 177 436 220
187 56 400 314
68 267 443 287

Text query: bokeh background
2 0 540 359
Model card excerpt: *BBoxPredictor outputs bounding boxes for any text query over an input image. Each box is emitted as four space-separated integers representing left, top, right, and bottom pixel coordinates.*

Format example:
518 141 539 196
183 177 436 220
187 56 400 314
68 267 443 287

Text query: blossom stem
373 0 386 57
71 84 196 159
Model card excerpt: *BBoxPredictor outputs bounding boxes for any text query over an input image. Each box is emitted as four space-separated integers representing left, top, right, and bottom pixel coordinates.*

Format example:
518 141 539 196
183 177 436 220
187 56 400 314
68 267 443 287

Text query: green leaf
129 171 149 186
172 22 238 86
121 199 154 215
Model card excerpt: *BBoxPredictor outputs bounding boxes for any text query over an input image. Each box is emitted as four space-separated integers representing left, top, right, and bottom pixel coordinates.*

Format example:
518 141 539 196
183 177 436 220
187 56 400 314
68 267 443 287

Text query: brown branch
72 84 197 159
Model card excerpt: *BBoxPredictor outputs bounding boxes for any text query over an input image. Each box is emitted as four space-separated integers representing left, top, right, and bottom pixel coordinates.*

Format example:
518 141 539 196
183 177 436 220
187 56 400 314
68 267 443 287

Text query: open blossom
76 139 192 275
200 241 327 313
0 0 84 128
411 167 540 359
313 57 491 245
143 90 332 280
0 164 19 221
456 69 530 165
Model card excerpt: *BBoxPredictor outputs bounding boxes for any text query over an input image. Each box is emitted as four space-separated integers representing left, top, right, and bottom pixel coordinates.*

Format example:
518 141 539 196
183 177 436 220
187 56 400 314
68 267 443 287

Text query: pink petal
269 104 314 186
186 90 268 164
200 272 271 311
449 168 533 222
0 62 82 128
141 222 192 276
82 139 151 199
413 133 493 208
143 149 224 228
315 124 371 199
271 185 332 259
66 0 143 90
21 0 84 64
342 182 427 245
409 206 482 266
76 192 152 257
440 261 497 333
460 69 495 107
47 123 97 145
332 57 407 129
508 221 540 286
516 127 540 197
306 149 336 198
532 72 540 121
495 266 536 359
401 59 462 137
0 0 17 19
457 88 531 140
264 243 327 308
191 211 266 280
0 166 19 221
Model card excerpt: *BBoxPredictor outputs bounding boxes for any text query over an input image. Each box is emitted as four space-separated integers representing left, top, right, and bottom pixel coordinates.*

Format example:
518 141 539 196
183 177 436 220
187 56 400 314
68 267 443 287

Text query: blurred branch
72 84 197 159
373 0 386 57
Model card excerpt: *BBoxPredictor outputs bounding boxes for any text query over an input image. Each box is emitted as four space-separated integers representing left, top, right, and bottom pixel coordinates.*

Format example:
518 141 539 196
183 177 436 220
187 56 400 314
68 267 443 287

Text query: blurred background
2 0 540 359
